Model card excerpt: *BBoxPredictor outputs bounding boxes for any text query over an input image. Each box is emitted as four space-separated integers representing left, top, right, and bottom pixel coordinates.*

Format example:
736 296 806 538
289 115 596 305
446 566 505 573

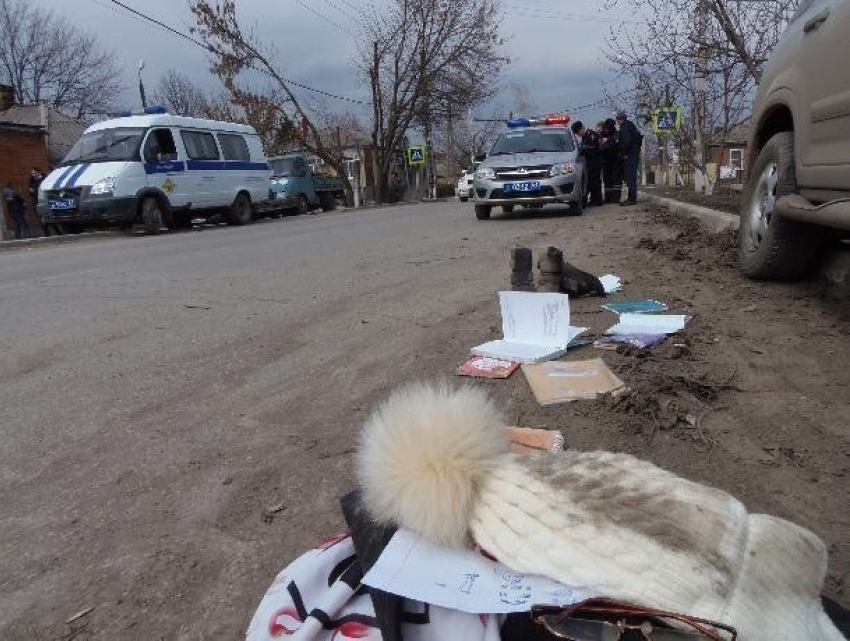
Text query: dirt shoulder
465 205 850 605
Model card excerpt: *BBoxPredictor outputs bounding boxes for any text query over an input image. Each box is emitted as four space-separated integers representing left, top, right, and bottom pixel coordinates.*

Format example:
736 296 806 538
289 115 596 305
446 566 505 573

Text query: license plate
504 181 540 192
49 198 76 210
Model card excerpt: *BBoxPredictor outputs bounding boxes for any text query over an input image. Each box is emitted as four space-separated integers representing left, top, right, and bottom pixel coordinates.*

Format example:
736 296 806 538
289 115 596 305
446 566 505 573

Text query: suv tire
738 132 822 280
475 204 491 220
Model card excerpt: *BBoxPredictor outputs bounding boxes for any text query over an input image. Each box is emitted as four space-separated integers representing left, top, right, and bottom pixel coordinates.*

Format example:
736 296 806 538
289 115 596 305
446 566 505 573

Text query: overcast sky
41 0 636 129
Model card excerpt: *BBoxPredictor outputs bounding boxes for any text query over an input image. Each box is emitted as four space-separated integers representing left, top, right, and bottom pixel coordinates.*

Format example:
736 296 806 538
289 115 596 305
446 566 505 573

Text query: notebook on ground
471 291 587 364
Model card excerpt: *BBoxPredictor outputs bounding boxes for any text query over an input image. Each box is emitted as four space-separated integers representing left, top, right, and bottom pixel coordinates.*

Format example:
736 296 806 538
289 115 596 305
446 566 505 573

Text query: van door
142 128 190 208
180 130 222 207
795 0 850 188
218 132 252 205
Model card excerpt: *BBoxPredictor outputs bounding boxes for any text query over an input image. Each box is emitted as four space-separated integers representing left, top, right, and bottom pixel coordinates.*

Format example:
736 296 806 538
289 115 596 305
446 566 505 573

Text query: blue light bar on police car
506 114 571 128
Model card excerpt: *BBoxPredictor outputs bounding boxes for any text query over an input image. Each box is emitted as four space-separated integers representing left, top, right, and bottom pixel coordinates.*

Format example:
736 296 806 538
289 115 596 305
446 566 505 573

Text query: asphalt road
2 201 848 640
0 202 572 639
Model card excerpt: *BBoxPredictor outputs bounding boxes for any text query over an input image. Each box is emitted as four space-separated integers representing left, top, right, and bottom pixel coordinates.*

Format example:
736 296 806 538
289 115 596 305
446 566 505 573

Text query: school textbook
471 291 587 364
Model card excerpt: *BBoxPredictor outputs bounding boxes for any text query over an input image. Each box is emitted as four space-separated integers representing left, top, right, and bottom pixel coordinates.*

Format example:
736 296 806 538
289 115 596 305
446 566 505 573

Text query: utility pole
662 84 671 188
694 0 709 194
446 106 454 185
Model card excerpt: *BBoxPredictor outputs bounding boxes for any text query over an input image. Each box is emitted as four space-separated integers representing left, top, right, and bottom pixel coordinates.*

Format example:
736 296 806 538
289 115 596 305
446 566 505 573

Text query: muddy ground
1 201 847 640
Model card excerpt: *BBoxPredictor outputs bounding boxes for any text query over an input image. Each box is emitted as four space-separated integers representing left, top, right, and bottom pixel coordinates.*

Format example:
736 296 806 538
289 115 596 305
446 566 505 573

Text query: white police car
471 114 586 220
37 107 270 233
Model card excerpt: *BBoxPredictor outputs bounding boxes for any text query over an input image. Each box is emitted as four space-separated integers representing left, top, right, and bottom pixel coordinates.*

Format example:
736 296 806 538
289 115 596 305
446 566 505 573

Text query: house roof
708 120 750 147
0 105 86 164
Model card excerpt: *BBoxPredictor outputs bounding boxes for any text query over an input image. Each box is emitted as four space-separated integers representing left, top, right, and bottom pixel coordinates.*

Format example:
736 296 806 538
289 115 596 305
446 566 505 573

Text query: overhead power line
107 0 371 106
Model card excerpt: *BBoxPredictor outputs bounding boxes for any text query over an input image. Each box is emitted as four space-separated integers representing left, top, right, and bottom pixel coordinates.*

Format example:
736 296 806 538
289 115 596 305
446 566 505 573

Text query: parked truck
269 154 348 215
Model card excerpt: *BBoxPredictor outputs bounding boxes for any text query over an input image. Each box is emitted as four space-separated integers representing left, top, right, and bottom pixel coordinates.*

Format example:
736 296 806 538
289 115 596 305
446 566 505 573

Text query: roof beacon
505 114 571 128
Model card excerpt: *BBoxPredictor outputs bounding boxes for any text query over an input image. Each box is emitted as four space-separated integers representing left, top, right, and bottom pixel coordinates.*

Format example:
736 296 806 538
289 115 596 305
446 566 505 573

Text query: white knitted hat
357 382 844 641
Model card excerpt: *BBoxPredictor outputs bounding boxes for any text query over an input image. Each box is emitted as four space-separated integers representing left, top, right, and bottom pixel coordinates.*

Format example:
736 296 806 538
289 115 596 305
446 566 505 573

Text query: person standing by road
616 110 642 206
29 167 59 237
599 118 622 204
571 120 603 207
3 183 30 240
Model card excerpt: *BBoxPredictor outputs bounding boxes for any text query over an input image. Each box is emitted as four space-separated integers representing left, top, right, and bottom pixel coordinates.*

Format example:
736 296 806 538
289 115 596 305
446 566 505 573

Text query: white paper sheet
605 313 689 335
599 274 622 294
363 529 594 614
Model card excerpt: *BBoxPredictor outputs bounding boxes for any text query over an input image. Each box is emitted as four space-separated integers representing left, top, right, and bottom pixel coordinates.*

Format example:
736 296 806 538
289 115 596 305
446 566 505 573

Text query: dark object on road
561 260 605 298
537 246 563 292
510 246 534 291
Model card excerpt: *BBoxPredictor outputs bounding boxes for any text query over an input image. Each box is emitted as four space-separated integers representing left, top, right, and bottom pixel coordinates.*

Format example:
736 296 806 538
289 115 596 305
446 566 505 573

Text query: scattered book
457 356 520 379
601 299 668 314
471 291 587 364
522 358 627 405
605 313 689 336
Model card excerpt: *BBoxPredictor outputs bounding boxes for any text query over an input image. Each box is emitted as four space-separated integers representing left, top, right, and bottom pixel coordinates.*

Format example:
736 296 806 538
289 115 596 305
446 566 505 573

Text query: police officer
616 110 643 206
599 118 622 204
571 120 603 207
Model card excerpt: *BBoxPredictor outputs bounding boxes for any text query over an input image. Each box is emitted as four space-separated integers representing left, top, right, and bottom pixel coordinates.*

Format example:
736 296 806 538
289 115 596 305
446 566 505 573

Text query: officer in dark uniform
616 110 643 206
571 121 603 207
599 118 622 203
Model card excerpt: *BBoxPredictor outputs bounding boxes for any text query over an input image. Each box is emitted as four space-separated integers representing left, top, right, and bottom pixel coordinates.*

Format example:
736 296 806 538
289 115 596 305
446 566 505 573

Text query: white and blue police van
37 107 271 233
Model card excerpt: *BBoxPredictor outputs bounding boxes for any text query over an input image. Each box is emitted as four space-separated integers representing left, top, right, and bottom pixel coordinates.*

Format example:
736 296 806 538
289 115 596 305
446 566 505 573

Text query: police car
471 114 586 220
37 107 271 233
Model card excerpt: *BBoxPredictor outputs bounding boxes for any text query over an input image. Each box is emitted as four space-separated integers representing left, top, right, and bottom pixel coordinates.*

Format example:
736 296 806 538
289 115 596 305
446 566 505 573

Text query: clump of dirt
637 209 739 269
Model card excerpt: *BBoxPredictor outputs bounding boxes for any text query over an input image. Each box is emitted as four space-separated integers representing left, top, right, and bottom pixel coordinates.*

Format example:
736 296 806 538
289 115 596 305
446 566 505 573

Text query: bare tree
0 0 122 119
190 0 360 200
606 0 799 193
153 69 210 117
360 0 507 201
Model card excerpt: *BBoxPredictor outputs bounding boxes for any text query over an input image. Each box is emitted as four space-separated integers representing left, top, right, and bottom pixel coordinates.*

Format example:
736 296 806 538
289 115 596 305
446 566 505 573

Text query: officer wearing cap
571 120 603 207
616 110 642 206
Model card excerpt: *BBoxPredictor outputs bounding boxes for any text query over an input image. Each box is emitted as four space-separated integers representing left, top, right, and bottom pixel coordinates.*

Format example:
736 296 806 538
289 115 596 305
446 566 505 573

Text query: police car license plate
49 198 76 210
504 181 540 192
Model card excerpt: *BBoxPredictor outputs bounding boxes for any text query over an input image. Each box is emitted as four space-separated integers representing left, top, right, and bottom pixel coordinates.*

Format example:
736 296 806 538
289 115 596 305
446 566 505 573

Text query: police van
37 107 271 233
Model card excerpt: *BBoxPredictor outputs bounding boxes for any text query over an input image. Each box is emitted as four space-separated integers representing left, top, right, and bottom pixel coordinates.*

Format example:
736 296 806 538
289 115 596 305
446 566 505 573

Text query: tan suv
740 0 850 279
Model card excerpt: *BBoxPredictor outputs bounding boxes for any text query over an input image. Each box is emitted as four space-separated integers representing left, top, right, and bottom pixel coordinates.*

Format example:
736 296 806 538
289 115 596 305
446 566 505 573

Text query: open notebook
471 291 587 364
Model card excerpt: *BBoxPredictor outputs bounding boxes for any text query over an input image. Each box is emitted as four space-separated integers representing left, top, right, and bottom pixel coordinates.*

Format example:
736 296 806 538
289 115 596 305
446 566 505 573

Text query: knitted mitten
357 383 844 641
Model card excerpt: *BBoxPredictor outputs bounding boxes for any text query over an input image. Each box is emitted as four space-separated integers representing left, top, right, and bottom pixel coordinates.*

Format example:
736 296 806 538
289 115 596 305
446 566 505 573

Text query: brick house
0 84 86 237
706 121 750 185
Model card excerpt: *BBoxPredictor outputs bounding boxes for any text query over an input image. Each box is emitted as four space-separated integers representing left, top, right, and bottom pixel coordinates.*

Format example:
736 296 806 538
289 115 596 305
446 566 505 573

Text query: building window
730 148 744 171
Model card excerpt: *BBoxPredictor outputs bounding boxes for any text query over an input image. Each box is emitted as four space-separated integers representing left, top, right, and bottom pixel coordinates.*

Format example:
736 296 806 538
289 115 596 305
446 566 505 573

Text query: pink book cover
457 356 520 379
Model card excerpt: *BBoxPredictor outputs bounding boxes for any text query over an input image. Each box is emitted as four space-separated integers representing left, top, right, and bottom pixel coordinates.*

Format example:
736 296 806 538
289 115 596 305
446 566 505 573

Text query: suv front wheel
738 132 822 280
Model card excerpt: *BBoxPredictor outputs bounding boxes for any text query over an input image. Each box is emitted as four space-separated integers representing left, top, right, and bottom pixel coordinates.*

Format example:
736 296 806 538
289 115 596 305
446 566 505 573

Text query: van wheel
738 132 822 280
226 193 253 226
141 196 164 235
475 205 491 220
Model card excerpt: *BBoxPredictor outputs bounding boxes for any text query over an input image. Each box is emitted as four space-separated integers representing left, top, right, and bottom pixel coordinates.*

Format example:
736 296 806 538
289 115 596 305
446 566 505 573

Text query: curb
640 192 738 232
0 230 124 252
639 191 849 290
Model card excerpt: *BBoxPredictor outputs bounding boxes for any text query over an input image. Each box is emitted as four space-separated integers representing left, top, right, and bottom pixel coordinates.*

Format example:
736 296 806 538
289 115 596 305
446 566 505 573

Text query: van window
143 129 178 163
181 131 220 161
218 133 250 161
62 128 145 166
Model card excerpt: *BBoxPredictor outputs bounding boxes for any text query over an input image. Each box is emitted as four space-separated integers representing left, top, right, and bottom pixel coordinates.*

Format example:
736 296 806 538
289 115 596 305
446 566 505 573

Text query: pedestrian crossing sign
653 108 683 134
407 145 426 165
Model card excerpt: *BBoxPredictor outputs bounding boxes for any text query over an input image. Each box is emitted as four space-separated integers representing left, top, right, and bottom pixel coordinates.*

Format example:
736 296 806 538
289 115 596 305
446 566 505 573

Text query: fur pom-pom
357 382 509 547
